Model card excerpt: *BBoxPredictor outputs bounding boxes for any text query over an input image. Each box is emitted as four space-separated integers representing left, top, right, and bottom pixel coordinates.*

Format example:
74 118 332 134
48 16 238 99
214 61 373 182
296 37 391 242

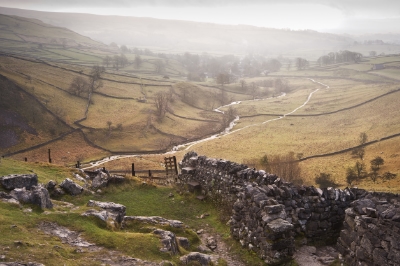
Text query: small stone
14 241 23 246
196 229 204 235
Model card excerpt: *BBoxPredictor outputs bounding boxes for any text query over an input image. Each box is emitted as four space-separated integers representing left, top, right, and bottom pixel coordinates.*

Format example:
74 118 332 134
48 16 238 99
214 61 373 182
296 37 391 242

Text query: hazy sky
1 0 400 32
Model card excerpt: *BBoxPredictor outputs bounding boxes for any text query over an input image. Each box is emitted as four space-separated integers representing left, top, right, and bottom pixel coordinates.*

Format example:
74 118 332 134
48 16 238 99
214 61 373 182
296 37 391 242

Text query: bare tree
154 92 171 121
113 55 121 70
269 152 303 184
103 56 112 67
89 65 105 92
154 59 166 74
249 82 258 100
370 156 384 171
295 57 309 70
134 55 143 69
215 73 230 87
352 148 365 160
69 76 88 96
221 106 237 128
239 79 247 89
359 132 368 145
106 121 112 136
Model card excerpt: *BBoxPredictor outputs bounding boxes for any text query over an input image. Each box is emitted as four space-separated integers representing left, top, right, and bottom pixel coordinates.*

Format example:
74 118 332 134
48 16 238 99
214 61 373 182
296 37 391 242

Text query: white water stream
83 79 329 169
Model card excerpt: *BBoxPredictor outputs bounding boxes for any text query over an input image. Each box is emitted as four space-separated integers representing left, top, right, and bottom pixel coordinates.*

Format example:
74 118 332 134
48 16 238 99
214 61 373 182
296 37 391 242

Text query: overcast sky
1 0 400 32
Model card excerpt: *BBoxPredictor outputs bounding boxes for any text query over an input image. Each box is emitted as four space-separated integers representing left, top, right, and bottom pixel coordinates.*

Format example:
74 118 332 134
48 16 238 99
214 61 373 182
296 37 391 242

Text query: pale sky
1 0 400 32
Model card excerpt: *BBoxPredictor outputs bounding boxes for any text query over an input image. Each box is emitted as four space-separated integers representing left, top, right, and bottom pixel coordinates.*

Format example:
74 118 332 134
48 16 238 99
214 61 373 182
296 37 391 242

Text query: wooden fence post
48 149 52 163
173 156 178 175
24 157 27 162
132 163 135 176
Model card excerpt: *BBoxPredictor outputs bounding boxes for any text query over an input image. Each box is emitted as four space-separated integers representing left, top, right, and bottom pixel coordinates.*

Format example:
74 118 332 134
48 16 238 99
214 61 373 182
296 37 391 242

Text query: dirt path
38 221 160 266
198 230 246 266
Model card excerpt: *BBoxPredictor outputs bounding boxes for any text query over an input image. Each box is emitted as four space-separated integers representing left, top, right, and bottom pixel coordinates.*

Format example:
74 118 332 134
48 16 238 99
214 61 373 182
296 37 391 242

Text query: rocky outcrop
82 200 126 228
80 168 125 190
179 252 211 266
30 185 53 209
8 185 53 209
122 216 183 229
0 174 38 190
60 178 83 195
153 229 179 255
91 171 108 189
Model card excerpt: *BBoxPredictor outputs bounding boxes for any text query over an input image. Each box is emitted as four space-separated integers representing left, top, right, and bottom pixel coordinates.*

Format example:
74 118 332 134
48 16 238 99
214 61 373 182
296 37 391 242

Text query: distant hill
0 7 355 58
0 13 106 49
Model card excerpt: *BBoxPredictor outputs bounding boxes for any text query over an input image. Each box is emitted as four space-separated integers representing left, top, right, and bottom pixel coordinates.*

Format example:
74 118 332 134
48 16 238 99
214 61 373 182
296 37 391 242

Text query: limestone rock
122 216 183 228
30 185 53 209
10 187 31 203
180 252 211 266
0 174 38 190
206 236 217 251
8 185 52 209
45 180 57 190
177 237 190 249
91 172 108 189
153 229 179 255
60 178 83 195
86 200 126 224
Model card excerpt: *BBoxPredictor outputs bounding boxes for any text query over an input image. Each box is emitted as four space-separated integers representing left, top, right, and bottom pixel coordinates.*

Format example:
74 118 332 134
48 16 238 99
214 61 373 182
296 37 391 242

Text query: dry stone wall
178 152 400 265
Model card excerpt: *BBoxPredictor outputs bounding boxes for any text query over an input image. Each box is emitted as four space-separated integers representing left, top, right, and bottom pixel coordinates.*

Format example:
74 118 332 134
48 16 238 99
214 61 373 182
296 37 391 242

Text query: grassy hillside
0 159 266 265
0 11 399 193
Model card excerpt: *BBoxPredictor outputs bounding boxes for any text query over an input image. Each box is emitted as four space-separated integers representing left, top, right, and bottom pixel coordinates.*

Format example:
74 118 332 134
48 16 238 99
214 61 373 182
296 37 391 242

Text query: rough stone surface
60 178 83 195
122 216 183 228
0 174 38 190
178 151 400 265
30 185 53 209
179 252 211 266
8 185 52 209
177 237 190 249
85 200 126 225
91 172 108 189
153 229 179 255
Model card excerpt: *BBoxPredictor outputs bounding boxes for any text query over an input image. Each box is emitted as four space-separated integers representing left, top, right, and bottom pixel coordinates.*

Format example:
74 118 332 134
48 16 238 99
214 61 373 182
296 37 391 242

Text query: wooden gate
164 156 178 176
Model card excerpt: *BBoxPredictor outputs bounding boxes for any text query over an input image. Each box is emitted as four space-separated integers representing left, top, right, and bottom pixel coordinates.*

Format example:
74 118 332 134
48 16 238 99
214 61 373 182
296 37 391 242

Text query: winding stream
83 79 328 169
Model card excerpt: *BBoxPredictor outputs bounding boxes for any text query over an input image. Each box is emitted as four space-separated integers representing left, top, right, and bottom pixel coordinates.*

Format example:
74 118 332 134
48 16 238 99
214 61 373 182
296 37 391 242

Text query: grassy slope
0 159 265 265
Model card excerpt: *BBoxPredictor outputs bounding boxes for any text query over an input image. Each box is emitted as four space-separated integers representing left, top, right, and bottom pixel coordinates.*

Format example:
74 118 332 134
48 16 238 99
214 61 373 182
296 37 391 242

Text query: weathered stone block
0 174 38 190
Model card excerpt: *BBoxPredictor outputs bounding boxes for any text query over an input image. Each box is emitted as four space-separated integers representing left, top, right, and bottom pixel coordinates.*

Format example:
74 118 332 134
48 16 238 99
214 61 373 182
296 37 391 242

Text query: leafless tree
239 79 246 89
221 106 237 128
106 121 112 136
269 152 303 184
69 76 88 96
89 65 105 92
295 57 309 70
103 56 112 67
154 59 166 74
134 55 143 68
154 92 171 121
249 82 258 100
215 73 230 87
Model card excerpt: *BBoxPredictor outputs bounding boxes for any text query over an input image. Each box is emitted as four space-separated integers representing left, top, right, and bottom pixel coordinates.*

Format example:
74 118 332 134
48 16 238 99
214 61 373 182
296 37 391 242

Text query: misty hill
0 13 106 49
0 7 356 58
